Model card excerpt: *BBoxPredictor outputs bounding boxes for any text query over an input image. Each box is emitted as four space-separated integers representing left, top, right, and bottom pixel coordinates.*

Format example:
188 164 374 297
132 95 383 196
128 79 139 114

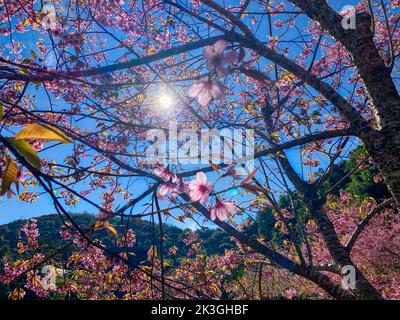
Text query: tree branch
346 198 395 252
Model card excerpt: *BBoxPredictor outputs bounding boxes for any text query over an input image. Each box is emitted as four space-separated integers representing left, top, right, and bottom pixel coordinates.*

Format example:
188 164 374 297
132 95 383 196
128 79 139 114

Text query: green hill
0 213 237 299
0 213 235 263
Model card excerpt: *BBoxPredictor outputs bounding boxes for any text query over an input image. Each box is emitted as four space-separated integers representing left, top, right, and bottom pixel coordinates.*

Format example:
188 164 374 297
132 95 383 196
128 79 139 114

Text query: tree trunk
335 13 400 203
289 0 400 203
362 127 400 203
304 189 383 299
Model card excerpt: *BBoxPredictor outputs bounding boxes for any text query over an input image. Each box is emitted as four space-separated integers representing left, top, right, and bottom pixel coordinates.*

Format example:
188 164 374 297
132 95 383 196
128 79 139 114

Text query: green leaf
1 158 18 196
15 123 73 144
0 102 3 119
8 138 41 169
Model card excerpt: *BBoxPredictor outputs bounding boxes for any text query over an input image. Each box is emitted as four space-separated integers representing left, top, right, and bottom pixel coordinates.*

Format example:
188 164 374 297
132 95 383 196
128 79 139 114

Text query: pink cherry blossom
158 183 175 198
188 172 213 203
210 200 236 221
123 229 136 248
188 77 225 106
203 39 238 77
158 176 186 199
17 166 30 184
171 178 187 199
154 165 175 181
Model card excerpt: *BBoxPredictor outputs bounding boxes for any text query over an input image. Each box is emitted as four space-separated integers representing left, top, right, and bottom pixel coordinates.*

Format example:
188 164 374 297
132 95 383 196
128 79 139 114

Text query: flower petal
217 208 228 221
203 45 219 61
210 80 225 100
210 208 217 221
199 193 209 203
222 51 238 64
223 200 236 212
188 180 200 190
217 66 229 78
188 82 205 98
189 190 202 202
196 171 207 184
158 184 169 197
197 90 213 106
213 39 228 54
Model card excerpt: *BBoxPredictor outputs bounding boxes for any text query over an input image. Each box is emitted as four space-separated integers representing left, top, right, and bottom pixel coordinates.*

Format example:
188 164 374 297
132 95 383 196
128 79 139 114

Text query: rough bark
286 0 400 299
261 102 382 299
278 154 382 299
362 128 400 205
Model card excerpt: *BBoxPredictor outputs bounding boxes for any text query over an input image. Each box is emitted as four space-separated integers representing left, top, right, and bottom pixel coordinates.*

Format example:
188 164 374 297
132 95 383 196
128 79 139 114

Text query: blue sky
0 0 372 225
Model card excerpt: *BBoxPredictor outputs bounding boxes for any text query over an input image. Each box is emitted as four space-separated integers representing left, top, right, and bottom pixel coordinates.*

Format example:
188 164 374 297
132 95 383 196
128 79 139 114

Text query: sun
158 93 174 109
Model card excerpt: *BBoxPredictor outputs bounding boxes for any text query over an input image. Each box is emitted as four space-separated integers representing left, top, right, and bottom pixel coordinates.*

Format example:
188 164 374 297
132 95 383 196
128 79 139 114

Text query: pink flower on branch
210 200 236 221
154 165 175 182
188 172 213 203
203 39 238 77
189 77 225 107
158 182 175 198
158 177 186 200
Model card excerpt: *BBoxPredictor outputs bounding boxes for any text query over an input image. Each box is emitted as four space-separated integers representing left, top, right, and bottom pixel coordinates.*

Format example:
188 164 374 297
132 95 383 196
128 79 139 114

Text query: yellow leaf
270 131 280 140
17 241 25 254
198 272 207 283
275 221 283 229
22 18 31 26
30 50 38 59
1 158 18 195
147 245 157 260
94 221 104 230
21 58 33 65
15 124 73 144
136 93 146 103
146 46 157 55
8 138 41 169
104 224 118 238
276 151 286 158
241 169 257 185
209 283 222 296
141 266 152 275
